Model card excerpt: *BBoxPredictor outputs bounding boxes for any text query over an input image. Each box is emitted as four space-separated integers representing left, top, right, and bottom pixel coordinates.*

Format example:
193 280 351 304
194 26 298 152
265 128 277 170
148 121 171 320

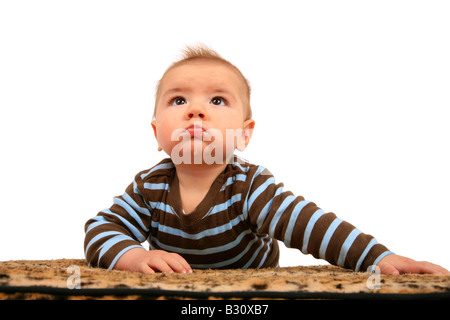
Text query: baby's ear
151 121 162 151
151 120 157 137
237 119 255 151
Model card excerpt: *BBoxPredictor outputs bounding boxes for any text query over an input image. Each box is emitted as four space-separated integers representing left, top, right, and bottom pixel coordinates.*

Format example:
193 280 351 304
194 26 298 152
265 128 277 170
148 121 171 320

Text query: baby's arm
244 167 390 271
84 172 191 273
245 166 449 274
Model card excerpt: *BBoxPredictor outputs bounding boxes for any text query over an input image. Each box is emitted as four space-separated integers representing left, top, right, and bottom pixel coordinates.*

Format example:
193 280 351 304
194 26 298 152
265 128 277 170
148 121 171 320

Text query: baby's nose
187 111 205 119
185 105 206 119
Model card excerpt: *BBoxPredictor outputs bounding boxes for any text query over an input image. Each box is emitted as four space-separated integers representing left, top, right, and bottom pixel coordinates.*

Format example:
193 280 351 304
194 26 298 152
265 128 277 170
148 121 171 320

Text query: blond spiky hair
178 44 224 62
154 44 252 120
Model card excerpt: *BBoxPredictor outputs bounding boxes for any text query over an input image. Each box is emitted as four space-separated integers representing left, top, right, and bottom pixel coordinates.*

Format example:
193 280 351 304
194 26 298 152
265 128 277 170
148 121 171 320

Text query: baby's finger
377 262 399 275
137 262 155 274
174 254 193 273
417 261 449 274
164 253 192 274
148 258 176 273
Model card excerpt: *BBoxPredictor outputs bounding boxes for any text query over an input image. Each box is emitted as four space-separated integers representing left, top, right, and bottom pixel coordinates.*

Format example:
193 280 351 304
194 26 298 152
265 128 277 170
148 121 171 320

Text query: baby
84 45 448 275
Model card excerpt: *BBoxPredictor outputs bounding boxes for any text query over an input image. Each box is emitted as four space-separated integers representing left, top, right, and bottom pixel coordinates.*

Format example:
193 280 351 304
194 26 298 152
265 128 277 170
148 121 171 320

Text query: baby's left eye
210 97 226 106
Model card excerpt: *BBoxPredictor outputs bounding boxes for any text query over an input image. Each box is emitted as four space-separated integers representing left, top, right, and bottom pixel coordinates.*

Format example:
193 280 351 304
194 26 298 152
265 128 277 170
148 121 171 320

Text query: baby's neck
175 163 227 214
175 162 226 190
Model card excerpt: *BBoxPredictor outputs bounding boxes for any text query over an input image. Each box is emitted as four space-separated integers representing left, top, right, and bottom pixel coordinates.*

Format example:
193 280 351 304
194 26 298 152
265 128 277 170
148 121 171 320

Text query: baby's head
151 45 255 164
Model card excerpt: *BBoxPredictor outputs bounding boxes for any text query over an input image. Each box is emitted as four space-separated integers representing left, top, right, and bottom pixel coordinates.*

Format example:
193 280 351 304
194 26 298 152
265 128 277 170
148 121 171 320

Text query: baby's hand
114 248 193 274
377 254 449 275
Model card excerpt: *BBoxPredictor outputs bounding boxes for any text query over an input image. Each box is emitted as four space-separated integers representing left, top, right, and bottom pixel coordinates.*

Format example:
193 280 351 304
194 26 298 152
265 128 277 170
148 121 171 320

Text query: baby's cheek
156 125 178 151
224 128 246 151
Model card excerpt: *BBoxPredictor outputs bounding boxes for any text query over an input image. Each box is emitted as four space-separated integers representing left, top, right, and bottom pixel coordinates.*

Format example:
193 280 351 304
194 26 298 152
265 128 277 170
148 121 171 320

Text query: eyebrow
162 87 186 95
161 86 235 98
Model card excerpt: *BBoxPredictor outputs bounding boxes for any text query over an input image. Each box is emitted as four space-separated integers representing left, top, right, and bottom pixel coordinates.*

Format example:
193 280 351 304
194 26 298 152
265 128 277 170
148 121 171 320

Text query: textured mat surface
1 259 449 299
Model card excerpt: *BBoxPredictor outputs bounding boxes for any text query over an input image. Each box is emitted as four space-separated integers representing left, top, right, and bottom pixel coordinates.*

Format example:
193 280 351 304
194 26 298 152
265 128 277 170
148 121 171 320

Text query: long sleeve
244 165 393 271
84 174 152 269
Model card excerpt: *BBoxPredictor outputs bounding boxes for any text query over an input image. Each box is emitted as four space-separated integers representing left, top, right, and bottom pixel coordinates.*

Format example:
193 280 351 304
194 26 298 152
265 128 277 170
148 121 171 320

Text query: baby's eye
170 97 186 106
210 97 226 106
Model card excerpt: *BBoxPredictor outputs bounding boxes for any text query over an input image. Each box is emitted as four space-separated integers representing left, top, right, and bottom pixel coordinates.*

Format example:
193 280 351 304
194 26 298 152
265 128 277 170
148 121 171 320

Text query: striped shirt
84 156 392 271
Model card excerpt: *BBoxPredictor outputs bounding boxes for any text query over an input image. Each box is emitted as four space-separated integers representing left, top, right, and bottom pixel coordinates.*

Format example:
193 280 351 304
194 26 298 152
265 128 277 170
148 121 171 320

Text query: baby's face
152 60 254 164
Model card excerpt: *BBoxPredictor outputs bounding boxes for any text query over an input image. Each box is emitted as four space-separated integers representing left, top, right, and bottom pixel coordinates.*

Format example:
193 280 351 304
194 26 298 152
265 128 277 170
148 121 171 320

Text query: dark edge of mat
1 285 449 300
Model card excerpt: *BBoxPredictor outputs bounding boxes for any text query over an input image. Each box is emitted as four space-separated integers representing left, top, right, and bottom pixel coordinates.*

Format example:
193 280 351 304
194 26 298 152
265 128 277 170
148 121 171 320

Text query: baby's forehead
164 60 240 80
160 61 245 93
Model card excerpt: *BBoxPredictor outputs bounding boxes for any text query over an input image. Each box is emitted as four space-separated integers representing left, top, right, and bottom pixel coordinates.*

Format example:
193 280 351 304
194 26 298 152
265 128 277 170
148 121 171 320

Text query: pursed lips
185 124 206 137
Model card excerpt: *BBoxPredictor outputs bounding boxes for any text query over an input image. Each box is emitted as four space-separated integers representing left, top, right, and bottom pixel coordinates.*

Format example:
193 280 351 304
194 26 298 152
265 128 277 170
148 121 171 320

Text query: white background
1 0 449 270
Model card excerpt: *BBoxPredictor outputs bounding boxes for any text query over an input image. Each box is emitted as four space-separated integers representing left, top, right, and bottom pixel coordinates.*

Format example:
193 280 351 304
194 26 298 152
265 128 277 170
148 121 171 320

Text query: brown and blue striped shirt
84 156 392 271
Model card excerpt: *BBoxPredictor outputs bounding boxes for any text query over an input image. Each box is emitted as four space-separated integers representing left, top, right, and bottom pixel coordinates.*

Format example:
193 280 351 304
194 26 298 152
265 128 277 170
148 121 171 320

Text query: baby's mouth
185 121 209 139
186 124 205 137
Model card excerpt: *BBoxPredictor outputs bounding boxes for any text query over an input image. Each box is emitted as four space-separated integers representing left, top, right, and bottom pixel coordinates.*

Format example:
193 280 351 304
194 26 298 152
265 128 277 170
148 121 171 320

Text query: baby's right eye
170 97 187 106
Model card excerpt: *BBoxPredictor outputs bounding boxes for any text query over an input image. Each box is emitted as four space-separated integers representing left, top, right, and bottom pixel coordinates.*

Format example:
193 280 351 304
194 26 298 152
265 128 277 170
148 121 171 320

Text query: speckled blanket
0 259 449 299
